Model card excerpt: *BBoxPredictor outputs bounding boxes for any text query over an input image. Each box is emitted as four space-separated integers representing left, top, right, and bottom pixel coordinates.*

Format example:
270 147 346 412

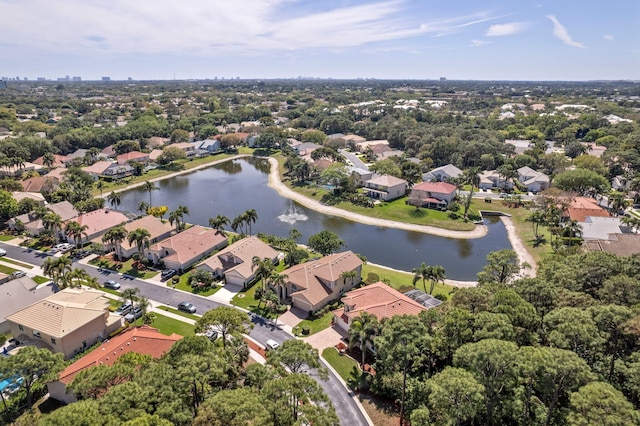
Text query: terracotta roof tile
57 326 182 384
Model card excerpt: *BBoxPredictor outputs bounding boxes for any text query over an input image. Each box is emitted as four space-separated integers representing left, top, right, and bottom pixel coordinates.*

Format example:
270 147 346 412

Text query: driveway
303 325 347 352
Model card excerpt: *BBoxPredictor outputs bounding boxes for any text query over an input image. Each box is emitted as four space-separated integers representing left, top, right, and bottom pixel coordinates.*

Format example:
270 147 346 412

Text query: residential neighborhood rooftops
65 208 130 237
586 234 640 256
285 251 363 306
333 282 428 323
33 154 68 168
149 225 227 265
0 279 57 327
82 161 115 175
412 181 458 193
116 215 174 252
567 197 610 223
6 288 112 339
198 235 278 279
56 326 182 385
366 175 406 187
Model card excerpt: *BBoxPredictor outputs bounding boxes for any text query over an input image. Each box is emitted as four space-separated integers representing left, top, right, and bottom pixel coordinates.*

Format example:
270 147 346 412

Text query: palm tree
609 192 630 217
127 228 151 258
564 220 582 246
102 225 128 260
464 166 482 190
426 265 446 295
107 191 121 210
140 181 159 206
122 287 140 308
252 256 276 292
208 215 230 235
341 270 359 289
270 272 289 302
621 215 640 233
412 262 430 292
64 221 89 249
169 205 190 232
137 201 150 215
95 180 106 198
68 268 91 288
288 228 302 243
231 215 244 235
42 212 63 244
138 296 151 325
43 255 72 289
42 152 56 169
526 209 545 242
348 312 379 366
244 209 258 235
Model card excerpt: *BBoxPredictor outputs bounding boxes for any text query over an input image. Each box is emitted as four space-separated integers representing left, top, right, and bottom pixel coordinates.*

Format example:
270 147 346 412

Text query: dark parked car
114 302 133 316
124 306 143 323
161 269 177 281
103 280 121 290
178 302 196 314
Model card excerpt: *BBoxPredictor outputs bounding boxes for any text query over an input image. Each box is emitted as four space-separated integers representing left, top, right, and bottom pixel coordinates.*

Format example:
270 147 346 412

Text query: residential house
422 164 463 182
348 167 374 187
580 216 624 241
355 140 389 153
0 278 56 334
612 175 631 191
116 151 150 165
102 163 134 179
581 142 607 158
146 225 228 271
103 215 174 259
342 134 367 144
64 208 130 243
517 166 550 193
100 145 117 159
5 288 124 359
166 142 195 157
148 149 164 163
585 233 640 256
81 161 115 180
194 139 221 153
375 148 404 161
48 326 182 404
295 142 321 156
0 162 42 177
505 139 532 155
63 149 88 167
44 168 67 183
566 197 610 222
146 137 169 149
11 191 46 205
333 282 428 333
21 175 60 193
196 236 279 288
408 181 458 208
8 201 78 235
280 251 363 314
478 170 514 190
33 154 68 168
363 175 407 201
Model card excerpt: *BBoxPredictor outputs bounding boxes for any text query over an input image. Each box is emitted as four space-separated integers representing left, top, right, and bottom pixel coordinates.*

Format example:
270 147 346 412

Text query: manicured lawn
157 305 199 321
149 313 195 336
230 283 278 318
0 257 33 269
0 264 17 274
170 272 221 297
90 256 158 279
0 234 16 241
33 276 50 285
361 263 454 299
322 347 361 383
101 287 122 297
108 298 123 311
19 238 52 252
294 312 333 336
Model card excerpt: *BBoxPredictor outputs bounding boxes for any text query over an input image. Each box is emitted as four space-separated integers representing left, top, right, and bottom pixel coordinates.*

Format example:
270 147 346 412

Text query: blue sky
1 0 638 81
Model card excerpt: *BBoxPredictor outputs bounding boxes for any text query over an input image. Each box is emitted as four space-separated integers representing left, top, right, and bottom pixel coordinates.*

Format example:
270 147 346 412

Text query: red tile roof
57 326 181 384
567 197 610 222
333 282 427 324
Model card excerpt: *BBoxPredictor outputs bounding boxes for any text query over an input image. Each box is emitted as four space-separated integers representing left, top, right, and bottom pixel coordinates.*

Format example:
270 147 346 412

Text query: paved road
0 242 370 426
340 149 368 171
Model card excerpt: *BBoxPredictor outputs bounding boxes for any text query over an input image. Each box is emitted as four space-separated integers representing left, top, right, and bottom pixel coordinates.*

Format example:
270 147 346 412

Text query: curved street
0 241 371 426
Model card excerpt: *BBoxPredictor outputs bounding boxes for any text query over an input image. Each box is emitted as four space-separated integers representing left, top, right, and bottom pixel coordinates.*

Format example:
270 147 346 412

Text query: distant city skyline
1 0 638 81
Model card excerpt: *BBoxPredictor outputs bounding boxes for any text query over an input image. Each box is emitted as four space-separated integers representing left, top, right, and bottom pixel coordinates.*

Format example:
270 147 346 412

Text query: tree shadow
531 236 547 248
409 208 427 218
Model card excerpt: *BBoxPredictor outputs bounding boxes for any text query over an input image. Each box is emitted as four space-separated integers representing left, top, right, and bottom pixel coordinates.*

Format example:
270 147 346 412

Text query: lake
116 157 512 281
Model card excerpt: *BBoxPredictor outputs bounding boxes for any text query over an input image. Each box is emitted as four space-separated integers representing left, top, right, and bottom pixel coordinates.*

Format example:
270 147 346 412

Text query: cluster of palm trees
251 256 288 310
122 287 153 325
348 311 379 367
101 225 150 261
526 203 583 248
43 256 99 289
231 209 258 236
168 205 190 232
412 262 446 295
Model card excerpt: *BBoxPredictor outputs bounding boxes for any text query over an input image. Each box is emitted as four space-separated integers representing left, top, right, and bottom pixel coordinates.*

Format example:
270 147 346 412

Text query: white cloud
470 39 490 47
485 22 527 37
603 34 614 41
546 15 586 48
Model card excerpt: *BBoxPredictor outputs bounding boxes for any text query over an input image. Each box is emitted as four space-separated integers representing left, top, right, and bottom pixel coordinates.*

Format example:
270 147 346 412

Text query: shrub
448 212 460 220
434 293 448 301
484 197 492 203
365 272 380 284
301 325 310 335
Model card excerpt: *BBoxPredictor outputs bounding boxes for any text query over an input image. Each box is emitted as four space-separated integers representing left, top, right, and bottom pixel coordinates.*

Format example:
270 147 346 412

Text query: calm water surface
117 158 512 281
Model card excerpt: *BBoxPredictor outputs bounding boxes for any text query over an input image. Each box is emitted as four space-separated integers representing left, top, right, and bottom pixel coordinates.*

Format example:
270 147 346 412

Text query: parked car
59 243 74 253
124 306 143 323
10 271 26 279
0 248 7 256
204 330 218 342
265 339 280 351
499 192 508 198
103 280 121 290
177 302 196 314
114 302 133 316
161 269 177 281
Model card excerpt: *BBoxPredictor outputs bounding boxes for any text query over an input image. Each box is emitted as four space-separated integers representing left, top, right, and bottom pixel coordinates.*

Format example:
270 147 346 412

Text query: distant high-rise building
128 77 132 81
37 77 46 81
440 77 447 81
72 76 81 81
102 76 111 81
0 80 7 89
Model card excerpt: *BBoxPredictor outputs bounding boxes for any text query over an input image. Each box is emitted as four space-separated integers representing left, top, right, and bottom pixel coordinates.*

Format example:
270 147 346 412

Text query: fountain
277 204 309 225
